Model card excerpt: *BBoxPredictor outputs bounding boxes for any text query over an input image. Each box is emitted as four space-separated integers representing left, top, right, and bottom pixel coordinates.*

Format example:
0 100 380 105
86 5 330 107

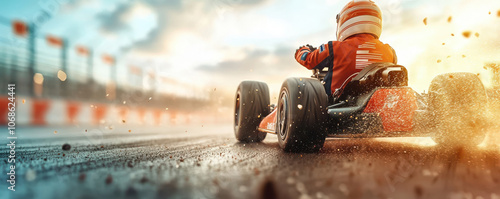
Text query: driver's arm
295 42 333 70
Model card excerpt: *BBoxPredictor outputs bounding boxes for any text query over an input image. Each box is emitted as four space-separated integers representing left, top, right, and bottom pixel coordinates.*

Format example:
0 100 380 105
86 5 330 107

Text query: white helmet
336 0 382 42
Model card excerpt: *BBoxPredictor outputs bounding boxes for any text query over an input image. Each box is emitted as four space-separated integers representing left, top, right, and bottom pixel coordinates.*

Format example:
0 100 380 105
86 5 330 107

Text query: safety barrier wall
0 96 226 126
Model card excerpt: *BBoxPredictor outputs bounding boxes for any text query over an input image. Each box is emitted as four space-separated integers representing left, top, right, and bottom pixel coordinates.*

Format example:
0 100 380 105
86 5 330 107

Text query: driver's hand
295 44 316 58
306 44 317 51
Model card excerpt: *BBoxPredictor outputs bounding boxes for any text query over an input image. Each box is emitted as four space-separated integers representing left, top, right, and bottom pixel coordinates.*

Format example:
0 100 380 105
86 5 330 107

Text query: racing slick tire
234 81 270 142
276 78 329 152
428 72 488 146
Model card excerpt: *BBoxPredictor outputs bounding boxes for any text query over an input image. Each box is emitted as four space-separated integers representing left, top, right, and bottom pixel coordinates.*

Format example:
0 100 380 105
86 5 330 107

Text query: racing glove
294 44 316 58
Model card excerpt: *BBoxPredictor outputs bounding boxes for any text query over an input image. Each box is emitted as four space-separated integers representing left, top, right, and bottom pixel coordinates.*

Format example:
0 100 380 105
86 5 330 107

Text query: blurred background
1 0 500 127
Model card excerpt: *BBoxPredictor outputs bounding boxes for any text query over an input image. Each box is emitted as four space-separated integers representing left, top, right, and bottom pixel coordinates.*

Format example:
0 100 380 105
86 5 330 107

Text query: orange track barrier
0 97 9 125
153 109 162 125
118 106 129 122
31 99 50 125
92 104 107 125
137 108 146 124
66 101 80 124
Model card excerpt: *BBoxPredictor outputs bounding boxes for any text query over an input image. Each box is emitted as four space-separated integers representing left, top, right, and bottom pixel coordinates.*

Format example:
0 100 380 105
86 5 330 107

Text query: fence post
61 38 68 97
28 23 36 97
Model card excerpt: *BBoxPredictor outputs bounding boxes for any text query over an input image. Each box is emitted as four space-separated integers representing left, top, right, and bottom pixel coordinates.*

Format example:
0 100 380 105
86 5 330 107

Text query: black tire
428 72 488 146
234 81 270 142
276 78 328 152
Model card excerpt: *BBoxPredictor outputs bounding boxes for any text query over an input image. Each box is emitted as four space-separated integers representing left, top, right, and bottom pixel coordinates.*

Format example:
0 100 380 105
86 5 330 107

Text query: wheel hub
278 91 288 140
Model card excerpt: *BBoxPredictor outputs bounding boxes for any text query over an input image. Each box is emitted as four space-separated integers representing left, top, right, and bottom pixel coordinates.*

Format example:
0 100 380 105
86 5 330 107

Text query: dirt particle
462 55 466 58
62 143 71 151
442 43 445 45
127 161 133 168
43 158 47 161
423 17 427 25
101 145 104 148
447 16 452 23
122 120 126 123
325 178 333 186
79 173 86 181
62 153 65 157
437 59 442 63
84 129 87 132
54 131 57 134
462 31 471 38
414 185 423 198
260 178 278 199
254 168 260 176
475 32 480 37
497 10 500 17
179 158 184 162
432 176 439 184
169 155 172 159
449 75 454 78
451 33 454 36
349 171 355 178
128 130 132 133
105 175 113 184
140 176 148 183
125 186 137 196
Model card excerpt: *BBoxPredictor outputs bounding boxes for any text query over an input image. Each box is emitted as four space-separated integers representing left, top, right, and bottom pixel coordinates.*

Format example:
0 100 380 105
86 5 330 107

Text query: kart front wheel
428 72 488 146
234 81 270 142
276 78 328 152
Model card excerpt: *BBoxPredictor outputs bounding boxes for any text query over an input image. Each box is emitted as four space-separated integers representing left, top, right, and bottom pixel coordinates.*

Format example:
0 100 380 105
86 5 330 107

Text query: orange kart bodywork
257 87 420 137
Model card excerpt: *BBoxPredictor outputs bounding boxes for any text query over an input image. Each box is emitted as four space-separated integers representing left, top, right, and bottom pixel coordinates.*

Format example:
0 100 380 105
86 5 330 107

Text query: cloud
96 3 133 33
198 46 301 80
120 0 272 52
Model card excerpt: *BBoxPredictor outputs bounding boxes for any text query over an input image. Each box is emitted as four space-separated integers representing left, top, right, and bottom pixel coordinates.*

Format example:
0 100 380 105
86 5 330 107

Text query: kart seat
333 62 408 104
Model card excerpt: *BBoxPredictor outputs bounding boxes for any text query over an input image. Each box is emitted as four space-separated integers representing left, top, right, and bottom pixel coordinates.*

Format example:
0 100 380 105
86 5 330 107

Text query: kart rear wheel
428 73 488 146
276 78 328 152
234 81 270 142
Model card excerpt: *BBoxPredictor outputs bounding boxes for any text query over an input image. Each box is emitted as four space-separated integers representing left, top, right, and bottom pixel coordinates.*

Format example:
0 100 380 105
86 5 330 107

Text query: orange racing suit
295 34 397 96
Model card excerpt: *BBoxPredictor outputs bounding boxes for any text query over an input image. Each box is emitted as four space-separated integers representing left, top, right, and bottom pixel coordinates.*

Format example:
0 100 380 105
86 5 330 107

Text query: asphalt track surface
1 124 500 199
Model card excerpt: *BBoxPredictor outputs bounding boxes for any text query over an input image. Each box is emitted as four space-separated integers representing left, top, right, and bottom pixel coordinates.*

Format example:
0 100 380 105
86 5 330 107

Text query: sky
1 0 500 108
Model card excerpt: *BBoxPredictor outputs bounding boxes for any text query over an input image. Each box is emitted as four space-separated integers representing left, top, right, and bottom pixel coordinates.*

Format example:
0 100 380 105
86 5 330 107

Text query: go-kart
234 62 489 152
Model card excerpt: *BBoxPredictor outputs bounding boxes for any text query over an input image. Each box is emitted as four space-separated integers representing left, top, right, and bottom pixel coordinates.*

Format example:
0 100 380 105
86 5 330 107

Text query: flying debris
62 144 71 151
462 31 471 38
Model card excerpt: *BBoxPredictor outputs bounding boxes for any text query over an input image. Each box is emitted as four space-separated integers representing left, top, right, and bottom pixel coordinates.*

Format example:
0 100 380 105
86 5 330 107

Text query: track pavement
1 124 499 199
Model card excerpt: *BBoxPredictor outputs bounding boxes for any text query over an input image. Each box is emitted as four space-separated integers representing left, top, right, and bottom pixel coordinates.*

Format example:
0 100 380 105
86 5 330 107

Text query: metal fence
0 18 209 112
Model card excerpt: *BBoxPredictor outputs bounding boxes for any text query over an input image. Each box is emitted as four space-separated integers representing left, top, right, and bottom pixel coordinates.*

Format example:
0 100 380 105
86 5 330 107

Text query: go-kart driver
295 0 397 98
